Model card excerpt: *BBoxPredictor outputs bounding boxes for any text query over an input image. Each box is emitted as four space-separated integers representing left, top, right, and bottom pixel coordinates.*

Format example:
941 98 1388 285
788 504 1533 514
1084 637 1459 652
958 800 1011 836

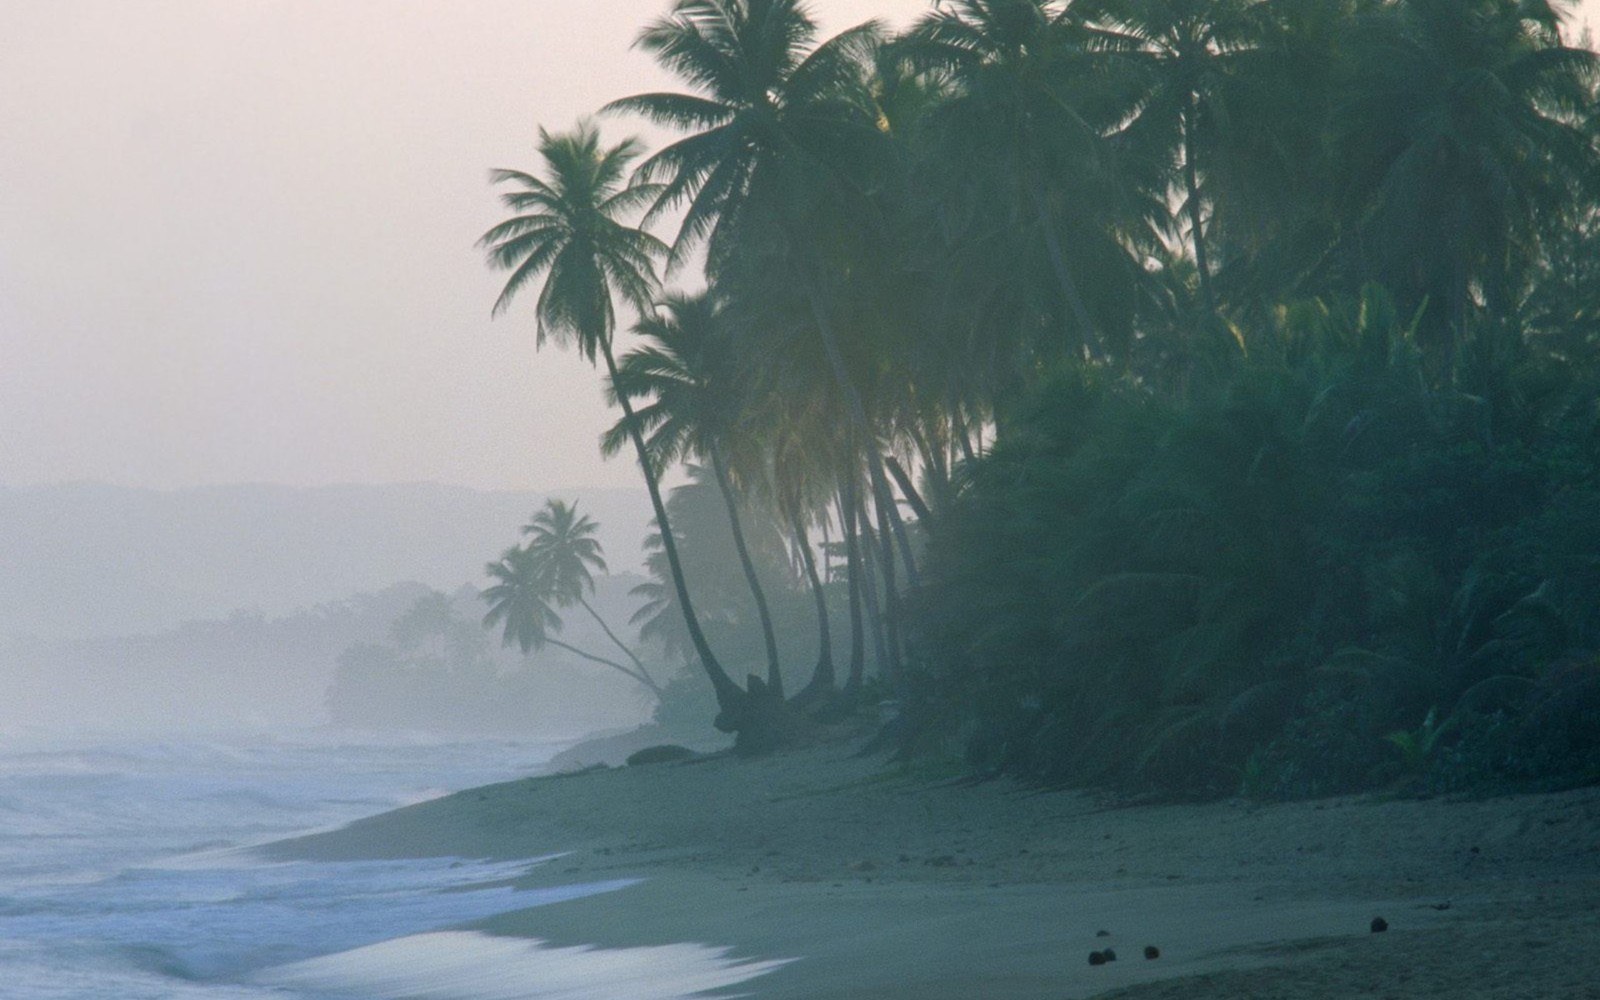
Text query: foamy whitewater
0 730 784 999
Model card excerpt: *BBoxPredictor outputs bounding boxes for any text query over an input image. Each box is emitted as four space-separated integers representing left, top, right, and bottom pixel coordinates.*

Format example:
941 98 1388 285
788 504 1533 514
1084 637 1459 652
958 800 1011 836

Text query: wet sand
264 733 1600 998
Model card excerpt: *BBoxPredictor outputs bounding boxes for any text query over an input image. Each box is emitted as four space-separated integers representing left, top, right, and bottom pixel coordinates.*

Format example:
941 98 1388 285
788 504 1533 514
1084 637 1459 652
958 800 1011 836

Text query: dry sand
265 730 1600 998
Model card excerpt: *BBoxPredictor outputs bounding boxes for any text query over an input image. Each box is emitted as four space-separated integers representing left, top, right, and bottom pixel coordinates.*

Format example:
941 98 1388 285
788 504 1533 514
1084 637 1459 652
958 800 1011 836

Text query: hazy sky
0 0 928 493
2 0 1597 493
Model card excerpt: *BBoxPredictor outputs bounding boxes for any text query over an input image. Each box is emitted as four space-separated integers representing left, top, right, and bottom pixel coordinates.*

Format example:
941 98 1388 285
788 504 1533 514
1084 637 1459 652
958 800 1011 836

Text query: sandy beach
264 729 1600 998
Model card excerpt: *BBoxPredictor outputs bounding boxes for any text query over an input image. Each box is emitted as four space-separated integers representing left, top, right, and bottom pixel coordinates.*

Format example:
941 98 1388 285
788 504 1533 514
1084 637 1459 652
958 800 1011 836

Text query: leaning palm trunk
575 595 660 693
876 455 923 587
856 494 896 685
546 636 662 698
1182 102 1216 314
1029 179 1108 363
789 507 835 706
601 345 747 724
802 285 922 589
906 420 949 512
870 488 904 688
839 473 867 696
952 406 979 465
709 446 784 698
885 455 933 529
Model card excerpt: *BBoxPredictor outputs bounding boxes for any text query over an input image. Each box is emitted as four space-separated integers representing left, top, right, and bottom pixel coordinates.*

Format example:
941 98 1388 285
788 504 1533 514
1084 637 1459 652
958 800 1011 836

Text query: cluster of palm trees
482 499 664 699
478 0 1599 746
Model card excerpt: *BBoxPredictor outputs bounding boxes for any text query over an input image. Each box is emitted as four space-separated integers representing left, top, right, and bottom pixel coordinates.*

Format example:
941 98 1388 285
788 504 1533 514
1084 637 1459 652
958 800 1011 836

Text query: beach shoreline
263 730 1600 998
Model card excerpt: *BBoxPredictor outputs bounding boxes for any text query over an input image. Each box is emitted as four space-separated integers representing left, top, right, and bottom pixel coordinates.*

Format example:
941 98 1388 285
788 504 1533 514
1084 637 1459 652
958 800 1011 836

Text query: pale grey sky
0 0 928 493
1 0 1596 493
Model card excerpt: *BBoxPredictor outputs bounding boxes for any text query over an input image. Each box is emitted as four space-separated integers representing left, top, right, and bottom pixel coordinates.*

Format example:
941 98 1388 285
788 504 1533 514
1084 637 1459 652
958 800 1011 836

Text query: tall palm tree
605 0 885 275
521 498 658 691
604 0 920 589
478 121 747 721
1075 0 1265 313
481 546 662 696
900 0 1163 364
1179 0 1350 307
602 293 787 696
1334 0 1599 366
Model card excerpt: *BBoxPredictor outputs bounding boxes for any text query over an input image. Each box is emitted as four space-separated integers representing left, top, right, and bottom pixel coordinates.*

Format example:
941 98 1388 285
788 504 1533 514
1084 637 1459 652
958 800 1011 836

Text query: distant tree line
478 0 1600 793
331 584 655 734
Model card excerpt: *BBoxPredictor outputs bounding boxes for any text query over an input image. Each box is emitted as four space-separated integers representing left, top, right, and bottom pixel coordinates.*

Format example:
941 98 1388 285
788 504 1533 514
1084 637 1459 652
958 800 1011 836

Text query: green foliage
910 282 1600 798
480 0 1600 749
911 364 1319 794
1384 708 1455 774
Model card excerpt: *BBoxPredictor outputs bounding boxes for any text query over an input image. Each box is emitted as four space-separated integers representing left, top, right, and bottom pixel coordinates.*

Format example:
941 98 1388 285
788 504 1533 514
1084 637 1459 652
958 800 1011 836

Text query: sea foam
257 929 794 1000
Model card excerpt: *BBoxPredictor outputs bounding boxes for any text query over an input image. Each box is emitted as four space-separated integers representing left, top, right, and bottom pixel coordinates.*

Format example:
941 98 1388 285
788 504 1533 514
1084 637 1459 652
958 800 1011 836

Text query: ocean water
0 730 785 999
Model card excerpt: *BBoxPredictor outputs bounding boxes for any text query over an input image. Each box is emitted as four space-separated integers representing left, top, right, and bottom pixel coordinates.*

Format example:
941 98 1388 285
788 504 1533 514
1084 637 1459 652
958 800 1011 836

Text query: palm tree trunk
953 406 978 465
545 637 662 698
840 475 867 696
856 502 893 684
1029 179 1108 363
871 487 904 688
879 471 922 589
1183 102 1216 314
789 507 835 704
575 595 659 691
910 418 949 507
709 445 784 697
884 455 933 528
802 281 920 590
600 344 746 723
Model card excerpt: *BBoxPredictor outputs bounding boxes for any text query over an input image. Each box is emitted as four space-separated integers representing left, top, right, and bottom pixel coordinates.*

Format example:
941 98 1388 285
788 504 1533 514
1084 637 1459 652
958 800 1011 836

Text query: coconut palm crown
603 0 885 273
479 121 668 358
521 499 607 604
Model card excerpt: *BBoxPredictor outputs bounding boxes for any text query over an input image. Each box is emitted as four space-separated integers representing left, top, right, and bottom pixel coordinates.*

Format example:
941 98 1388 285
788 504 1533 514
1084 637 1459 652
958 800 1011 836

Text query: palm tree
480 546 662 696
605 0 886 275
521 498 659 691
1176 0 1350 309
1333 0 1599 367
1075 0 1264 313
604 0 920 590
478 121 748 722
899 0 1163 364
602 292 787 696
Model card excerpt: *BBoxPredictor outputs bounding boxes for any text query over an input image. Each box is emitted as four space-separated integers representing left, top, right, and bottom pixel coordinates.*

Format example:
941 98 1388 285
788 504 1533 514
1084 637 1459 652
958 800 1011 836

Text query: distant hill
0 575 664 734
0 481 653 641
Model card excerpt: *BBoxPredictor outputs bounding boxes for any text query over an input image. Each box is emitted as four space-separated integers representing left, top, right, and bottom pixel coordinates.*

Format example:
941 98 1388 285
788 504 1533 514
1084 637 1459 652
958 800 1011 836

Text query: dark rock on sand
1371 916 1389 933
1144 945 1160 960
626 745 696 766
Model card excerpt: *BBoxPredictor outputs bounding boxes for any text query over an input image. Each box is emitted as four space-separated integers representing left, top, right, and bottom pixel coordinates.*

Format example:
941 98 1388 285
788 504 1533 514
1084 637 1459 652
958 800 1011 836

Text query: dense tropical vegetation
481 0 1600 796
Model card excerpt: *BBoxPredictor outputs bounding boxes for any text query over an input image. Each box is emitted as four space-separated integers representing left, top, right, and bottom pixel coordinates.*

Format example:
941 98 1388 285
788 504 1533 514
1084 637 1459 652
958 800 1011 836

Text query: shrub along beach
269 0 1600 994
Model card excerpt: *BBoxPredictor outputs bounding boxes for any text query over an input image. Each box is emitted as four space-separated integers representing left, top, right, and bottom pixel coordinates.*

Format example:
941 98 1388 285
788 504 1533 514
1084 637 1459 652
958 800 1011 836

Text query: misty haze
4 1 1600 999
